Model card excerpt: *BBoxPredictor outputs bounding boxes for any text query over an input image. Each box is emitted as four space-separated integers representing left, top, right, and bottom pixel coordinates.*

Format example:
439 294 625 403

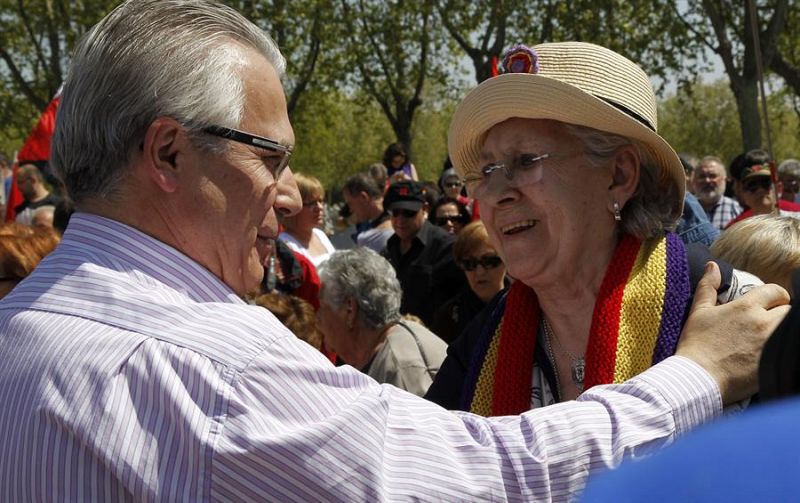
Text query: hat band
597 96 655 132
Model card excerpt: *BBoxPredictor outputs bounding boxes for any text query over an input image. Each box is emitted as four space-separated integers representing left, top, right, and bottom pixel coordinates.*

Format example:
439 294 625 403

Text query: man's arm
210 263 788 500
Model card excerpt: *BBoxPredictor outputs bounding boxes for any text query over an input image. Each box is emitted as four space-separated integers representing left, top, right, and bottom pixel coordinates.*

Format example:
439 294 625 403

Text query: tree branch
0 48 48 110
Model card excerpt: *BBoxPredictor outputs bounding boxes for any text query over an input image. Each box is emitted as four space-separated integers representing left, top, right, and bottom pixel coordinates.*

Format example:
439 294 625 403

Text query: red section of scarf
491 282 539 416
583 234 641 389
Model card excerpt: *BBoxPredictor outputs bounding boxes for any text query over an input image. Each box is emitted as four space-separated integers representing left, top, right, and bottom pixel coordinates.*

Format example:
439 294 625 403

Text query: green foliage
658 79 800 165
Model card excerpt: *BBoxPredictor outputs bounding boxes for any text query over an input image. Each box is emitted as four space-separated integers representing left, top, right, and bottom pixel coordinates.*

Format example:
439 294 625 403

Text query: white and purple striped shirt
0 213 722 501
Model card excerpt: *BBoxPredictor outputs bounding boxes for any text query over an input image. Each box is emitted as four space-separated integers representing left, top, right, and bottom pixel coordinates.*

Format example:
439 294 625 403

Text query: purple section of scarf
460 292 509 411
652 233 691 364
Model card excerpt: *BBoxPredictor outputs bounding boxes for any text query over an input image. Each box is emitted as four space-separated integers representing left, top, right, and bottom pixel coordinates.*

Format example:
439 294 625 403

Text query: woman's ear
607 144 641 211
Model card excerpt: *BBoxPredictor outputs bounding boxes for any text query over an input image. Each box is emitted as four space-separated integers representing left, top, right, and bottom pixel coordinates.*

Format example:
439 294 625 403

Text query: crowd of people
0 0 799 500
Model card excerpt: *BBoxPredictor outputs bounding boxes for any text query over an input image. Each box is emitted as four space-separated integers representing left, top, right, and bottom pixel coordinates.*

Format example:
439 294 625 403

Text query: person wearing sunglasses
381 180 467 327
429 196 471 235
726 149 800 229
432 221 508 344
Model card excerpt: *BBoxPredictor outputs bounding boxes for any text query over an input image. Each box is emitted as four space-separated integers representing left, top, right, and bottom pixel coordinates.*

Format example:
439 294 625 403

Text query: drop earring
612 201 622 222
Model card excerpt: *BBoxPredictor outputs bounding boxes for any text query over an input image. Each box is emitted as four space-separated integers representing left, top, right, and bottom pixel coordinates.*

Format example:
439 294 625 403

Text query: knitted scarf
461 232 690 416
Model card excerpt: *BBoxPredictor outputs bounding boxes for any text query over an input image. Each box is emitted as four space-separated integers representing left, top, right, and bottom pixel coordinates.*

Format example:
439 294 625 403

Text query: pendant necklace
542 317 585 392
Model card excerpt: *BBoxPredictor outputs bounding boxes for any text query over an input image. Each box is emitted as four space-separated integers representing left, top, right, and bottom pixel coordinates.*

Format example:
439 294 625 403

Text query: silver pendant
571 358 585 387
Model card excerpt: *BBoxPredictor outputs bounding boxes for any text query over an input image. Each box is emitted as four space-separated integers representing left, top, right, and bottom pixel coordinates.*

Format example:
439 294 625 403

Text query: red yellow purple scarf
461 232 690 416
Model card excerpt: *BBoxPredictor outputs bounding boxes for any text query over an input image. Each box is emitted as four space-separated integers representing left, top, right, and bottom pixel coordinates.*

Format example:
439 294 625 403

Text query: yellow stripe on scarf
470 324 503 416
613 236 667 383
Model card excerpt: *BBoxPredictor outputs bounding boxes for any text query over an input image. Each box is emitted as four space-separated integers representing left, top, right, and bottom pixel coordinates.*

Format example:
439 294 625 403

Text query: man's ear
140 117 187 193
607 144 641 212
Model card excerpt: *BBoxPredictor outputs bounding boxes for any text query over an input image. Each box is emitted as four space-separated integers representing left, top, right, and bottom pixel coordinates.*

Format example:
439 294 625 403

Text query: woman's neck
347 324 391 370
287 226 314 247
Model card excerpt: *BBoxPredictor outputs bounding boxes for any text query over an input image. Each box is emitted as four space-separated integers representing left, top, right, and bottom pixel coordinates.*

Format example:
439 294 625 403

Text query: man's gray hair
779 159 800 178
318 248 402 331
51 0 285 204
564 123 679 239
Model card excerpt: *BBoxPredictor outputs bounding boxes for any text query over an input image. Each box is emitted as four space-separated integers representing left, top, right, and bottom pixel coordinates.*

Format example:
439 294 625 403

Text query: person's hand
676 261 790 405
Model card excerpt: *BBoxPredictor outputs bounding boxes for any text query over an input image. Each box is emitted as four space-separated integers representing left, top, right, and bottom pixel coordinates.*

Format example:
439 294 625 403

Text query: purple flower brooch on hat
501 44 540 74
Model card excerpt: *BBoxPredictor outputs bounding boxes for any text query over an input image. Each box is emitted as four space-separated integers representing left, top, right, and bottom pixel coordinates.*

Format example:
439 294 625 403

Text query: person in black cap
726 149 800 228
381 180 467 328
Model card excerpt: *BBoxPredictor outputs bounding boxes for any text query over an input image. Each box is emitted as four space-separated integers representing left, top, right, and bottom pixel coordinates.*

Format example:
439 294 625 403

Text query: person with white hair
0 2 789 500
317 248 446 396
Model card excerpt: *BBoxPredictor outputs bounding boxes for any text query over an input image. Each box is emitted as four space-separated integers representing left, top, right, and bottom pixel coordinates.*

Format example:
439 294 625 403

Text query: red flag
491 55 499 77
17 93 61 164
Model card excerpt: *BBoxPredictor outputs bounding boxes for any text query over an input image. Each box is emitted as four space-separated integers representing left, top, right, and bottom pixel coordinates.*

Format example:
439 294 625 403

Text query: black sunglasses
203 125 293 178
434 215 464 226
390 208 419 218
743 176 772 193
459 254 503 271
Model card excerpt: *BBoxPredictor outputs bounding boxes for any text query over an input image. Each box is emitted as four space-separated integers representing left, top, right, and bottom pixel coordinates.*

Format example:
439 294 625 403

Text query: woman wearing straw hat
425 42 761 415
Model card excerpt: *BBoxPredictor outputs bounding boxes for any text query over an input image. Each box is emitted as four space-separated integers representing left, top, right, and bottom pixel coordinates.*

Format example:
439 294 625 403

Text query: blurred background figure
13 164 61 226
253 292 323 351
382 142 418 183
32 205 55 228
432 221 508 344
0 223 60 299
317 248 446 396
381 180 466 327
342 171 393 252
728 149 800 226
778 158 800 204
676 157 719 246
0 152 11 220
429 196 471 235
279 172 336 267
711 215 800 296
438 167 467 203
691 155 741 230
367 162 388 189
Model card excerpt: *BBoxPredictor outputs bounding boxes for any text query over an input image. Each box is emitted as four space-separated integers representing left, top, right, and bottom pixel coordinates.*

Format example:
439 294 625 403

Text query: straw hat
448 41 684 219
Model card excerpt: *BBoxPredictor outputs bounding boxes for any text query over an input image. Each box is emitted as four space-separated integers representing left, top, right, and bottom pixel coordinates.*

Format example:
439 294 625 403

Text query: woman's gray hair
564 123 679 239
318 248 402 331
51 0 285 204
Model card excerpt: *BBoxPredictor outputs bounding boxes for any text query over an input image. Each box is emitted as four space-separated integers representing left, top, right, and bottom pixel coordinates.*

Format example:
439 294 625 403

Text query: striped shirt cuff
633 355 723 436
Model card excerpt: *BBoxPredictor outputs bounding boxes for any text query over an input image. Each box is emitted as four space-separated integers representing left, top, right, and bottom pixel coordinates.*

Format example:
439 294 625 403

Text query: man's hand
677 261 790 405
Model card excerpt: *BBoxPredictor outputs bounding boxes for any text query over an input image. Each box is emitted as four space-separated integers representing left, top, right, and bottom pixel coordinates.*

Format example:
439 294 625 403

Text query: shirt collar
60 213 242 304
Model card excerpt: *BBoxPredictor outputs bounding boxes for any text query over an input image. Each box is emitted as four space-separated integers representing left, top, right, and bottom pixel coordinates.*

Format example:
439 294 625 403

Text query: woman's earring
612 201 622 222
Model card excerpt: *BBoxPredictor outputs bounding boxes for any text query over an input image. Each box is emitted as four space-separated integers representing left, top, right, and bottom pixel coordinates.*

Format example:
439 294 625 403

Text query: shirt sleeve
211 331 721 501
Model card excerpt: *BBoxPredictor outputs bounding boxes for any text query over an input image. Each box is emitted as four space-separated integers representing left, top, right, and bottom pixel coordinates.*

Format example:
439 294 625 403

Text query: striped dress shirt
0 213 721 502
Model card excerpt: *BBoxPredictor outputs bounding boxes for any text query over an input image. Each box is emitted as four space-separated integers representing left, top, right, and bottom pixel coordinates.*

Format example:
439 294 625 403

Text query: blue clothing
582 397 800 502
677 192 719 247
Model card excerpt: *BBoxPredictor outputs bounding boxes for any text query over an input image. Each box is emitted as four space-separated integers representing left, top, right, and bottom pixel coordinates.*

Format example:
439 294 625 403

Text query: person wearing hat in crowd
426 42 763 414
381 180 467 326
726 149 800 228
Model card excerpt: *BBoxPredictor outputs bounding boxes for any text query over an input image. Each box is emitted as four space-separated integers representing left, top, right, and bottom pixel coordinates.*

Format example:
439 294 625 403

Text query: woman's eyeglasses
434 215 463 226
458 254 503 271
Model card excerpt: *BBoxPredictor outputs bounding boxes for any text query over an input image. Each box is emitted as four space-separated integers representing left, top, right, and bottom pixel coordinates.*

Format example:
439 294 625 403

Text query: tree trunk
729 77 762 151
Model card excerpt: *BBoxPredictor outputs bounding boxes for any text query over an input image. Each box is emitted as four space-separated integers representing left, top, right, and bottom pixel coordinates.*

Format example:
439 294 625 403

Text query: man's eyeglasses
203 125 293 178
464 153 550 198
458 254 503 271
742 176 772 193
389 208 419 219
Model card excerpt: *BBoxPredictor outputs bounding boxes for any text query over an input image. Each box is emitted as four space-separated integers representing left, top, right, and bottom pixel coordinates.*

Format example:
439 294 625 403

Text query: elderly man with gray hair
317 247 446 396
0 0 791 501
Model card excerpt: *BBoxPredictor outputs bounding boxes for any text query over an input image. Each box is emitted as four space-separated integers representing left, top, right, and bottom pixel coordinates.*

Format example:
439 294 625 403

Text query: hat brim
448 73 685 219
387 201 423 212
